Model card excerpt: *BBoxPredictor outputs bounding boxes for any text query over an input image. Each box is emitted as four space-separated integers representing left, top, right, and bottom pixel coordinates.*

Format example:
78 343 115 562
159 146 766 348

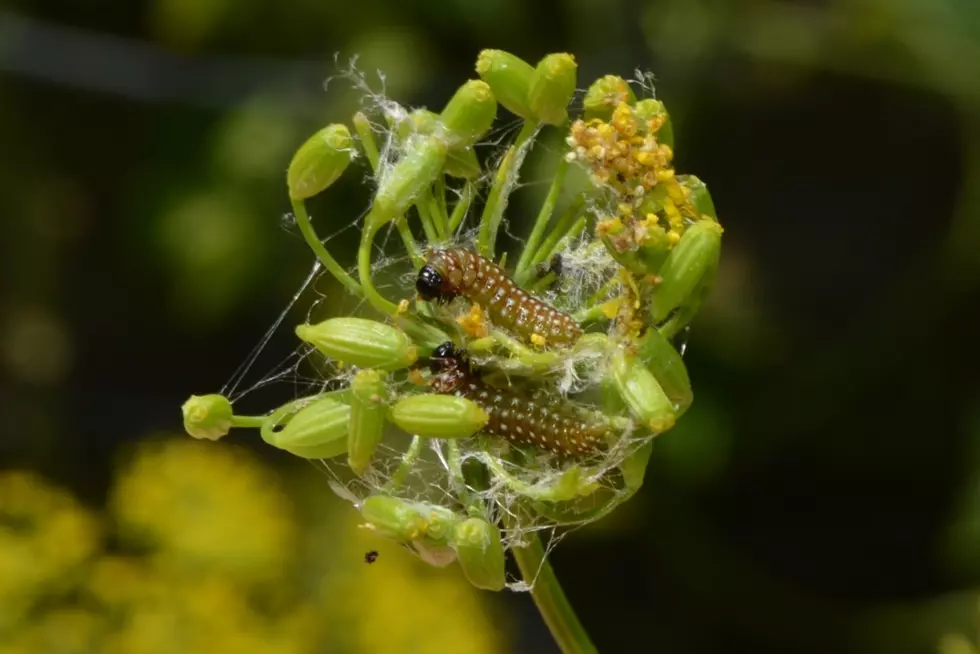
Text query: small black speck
364 550 379 564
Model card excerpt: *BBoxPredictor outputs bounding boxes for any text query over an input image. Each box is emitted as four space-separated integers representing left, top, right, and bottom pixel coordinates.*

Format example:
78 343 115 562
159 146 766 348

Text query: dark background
2 1 979 652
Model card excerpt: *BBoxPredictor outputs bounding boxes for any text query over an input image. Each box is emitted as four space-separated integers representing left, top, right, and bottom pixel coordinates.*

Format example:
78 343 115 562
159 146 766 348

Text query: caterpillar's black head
429 341 467 372
416 265 455 303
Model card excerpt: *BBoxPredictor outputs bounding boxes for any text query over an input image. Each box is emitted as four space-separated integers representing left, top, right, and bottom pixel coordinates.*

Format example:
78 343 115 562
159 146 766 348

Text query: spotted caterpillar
429 342 606 457
416 248 582 346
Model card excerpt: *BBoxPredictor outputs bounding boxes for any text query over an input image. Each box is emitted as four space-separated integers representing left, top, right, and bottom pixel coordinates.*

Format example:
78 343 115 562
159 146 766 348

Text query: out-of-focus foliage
0 440 503 654
1 0 979 651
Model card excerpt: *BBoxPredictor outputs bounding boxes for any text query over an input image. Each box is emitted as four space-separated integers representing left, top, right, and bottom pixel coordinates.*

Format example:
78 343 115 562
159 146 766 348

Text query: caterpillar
428 341 606 457
416 248 582 346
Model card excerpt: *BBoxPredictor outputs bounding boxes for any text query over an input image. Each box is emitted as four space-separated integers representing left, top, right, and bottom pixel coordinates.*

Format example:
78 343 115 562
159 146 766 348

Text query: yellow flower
109 437 297 584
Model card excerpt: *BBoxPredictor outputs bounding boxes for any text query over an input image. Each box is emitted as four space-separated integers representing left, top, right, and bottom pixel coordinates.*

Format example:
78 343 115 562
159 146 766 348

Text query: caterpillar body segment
428 342 606 457
416 248 582 346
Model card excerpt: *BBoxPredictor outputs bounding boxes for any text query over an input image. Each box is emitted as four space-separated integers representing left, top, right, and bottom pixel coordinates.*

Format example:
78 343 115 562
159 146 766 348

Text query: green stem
572 303 610 325
449 182 476 233
291 199 363 297
507 519 597 654
358 217 400 315
477 120 540 257
415 196 440 243
433 176 451 236
528 198 585 271
515 158 569 284
385 435 422 490
230 415 265 429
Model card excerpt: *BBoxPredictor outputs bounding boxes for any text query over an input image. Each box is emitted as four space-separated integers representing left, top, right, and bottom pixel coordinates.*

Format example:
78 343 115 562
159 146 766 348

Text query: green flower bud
390 394 489 439
445 146 482 180
181 394 233 441
348 370 390 475
295 317 417 371
583 75 636 121
633 99 674 149
475 49 535 120
286 124 353 201
528 53 577 126
371 134 448 227
361 495 459 543
636 327 693 416
650 220 723 324
440 80 497 147
677 174 718 221
610 350 676 434
451 517 506 591
261 395 350 460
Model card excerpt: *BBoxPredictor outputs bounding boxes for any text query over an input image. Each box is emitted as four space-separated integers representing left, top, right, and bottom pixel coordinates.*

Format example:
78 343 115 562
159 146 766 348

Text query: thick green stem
415 196 440 243
515 158 569 284
508 523 597 654
529 197 585 270
291 199 363 297
477 121 539 257
358 217 400 315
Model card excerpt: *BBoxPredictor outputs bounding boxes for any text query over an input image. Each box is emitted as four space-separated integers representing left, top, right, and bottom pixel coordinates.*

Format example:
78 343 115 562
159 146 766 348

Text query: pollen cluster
566 101 702 254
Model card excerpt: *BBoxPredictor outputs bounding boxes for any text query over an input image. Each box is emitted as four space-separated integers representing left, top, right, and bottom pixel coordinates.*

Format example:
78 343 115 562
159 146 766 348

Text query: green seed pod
391 108 439 141
610 350 676 434
294 317 417 371
286 124 353 201
633 99 674 149
261 395 350 460
348 370 390 475
451 517 506 591
583 75 636 121
440 80 497 147
650 220 723 324
475 49 535 120
636 327 693 416
361 495 428 541
361 495 459 544
528 53 577 126
371 134 448 227
619 440 654 492
390 394 489 440
181 394 233 441
445 145 481 180
677 174 718 221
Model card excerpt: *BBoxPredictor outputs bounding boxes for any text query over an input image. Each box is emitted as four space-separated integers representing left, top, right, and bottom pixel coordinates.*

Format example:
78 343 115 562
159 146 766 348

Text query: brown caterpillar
416 248 582 346
428 342 606 457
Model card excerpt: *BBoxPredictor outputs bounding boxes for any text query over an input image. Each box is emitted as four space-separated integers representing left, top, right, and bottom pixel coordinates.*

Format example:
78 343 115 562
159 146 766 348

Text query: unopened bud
583 75 636 121
476 49 535 120
619 441 653 492
528 53 577 126
295 317 417 371
287 124 353 200
390 394 488 439
371 134 448 227
650 220 723 324
610 350 676 434
440 80 497 147
181 394 233 441
261 395 350 459
451 517 506 591
348 370 389 475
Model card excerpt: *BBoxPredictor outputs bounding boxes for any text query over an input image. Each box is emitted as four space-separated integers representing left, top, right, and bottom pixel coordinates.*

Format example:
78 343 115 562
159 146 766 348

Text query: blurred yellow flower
109 437 297 584
0 608 105 654
0 471 100 622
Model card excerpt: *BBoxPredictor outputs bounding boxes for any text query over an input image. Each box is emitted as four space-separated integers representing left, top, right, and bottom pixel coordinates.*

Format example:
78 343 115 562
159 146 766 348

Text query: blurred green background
2 1 980 652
